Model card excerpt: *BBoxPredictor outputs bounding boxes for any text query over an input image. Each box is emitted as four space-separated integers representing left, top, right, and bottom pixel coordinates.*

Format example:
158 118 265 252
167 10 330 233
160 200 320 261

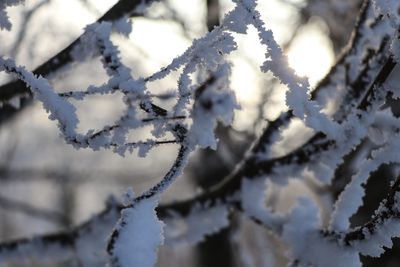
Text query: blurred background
4 0 392 266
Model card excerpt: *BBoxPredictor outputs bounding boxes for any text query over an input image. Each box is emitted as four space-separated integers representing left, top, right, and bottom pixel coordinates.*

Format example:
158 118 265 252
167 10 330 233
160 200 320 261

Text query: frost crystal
110 197 164 267
2 0 400 266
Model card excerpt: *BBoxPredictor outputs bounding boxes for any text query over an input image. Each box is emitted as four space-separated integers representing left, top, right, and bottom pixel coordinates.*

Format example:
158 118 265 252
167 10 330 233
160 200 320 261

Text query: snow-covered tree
0 0 400 266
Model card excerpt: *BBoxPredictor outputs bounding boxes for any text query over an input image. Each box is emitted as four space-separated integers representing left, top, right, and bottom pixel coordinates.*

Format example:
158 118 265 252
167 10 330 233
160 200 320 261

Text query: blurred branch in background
1 0 400 266
0 0 160 125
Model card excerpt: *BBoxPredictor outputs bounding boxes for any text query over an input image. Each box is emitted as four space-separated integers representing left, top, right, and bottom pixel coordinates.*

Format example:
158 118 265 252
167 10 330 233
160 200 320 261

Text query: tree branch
0 0 160 123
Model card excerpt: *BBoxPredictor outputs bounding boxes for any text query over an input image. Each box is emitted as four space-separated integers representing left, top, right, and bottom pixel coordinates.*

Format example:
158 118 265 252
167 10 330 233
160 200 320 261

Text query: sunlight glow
287 24 334 86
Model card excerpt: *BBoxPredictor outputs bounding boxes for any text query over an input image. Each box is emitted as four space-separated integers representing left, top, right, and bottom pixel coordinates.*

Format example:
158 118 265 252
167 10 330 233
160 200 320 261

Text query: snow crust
111 197 164 267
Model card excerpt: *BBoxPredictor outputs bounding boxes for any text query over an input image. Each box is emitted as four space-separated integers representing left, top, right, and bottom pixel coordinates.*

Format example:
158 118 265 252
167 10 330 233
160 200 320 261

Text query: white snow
111 197 164 267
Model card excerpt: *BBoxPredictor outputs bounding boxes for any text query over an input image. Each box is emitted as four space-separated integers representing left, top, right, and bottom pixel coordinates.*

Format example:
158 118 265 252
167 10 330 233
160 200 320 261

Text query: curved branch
0 0 396 263
343 175 400 244
0 0 160 124
107 144 191 254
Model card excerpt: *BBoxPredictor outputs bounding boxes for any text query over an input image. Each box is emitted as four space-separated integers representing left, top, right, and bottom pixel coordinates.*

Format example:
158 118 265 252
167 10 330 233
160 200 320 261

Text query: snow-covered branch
2 0 400 266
